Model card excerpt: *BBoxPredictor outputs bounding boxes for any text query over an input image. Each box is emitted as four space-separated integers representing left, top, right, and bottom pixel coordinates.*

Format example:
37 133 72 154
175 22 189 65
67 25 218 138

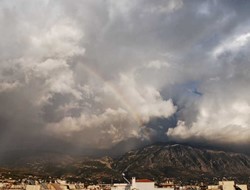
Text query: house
111 177 175 190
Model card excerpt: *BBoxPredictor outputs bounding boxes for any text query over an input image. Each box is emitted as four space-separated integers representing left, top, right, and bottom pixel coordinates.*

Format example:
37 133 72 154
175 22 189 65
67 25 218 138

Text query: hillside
1 144 250 183
113 144 250 179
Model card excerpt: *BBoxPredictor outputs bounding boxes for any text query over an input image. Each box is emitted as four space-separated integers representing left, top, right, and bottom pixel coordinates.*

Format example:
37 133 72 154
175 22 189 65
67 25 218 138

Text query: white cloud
167 79 250 144
29 18 85 59
117 73 176 124
213 32 250 56
46 71 177 148
145 60 170 69
144 0 183 14
46 107 140 148
0 81 20 92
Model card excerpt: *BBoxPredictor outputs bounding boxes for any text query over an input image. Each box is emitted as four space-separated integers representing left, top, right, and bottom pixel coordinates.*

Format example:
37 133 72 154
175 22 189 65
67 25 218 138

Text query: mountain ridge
113 143 250 179
0 143 250 183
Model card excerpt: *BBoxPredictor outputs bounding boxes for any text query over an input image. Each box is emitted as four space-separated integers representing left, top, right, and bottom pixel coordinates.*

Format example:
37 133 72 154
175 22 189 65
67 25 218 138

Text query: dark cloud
0 0 250 156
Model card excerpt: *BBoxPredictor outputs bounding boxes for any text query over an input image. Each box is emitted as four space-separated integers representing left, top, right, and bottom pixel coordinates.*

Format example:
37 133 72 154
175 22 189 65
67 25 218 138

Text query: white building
26 185 41 190
111 177 174 190
131 178 154 190
208 181 247 190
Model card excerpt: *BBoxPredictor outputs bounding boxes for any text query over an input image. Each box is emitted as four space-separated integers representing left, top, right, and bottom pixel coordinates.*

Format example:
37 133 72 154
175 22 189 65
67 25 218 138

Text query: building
111 183 130 190
208 181 247 190
26 185 41 190
111 177 174 190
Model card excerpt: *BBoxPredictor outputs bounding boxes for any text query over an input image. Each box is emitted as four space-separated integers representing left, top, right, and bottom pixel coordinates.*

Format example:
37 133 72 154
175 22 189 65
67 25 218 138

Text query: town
0 176 248 190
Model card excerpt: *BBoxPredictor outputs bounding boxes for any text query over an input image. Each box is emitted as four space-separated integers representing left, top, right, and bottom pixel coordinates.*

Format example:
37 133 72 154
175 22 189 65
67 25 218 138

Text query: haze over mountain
0 0 250 158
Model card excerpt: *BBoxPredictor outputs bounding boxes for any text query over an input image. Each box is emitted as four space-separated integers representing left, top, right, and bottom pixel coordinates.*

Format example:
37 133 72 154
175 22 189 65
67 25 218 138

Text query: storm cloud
0 0 250 155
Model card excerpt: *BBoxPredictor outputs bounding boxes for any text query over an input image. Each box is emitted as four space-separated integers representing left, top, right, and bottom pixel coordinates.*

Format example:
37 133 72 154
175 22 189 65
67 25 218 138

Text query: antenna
122 173 130 184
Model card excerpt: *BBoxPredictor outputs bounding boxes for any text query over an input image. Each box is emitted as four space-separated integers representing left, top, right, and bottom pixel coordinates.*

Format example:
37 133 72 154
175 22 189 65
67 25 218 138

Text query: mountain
1 144 250 183
0 151 119 183
113 144 250 180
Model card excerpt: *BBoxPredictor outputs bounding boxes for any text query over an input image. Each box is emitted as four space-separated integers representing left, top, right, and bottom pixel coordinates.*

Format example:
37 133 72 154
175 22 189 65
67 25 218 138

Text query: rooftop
135 179 153 183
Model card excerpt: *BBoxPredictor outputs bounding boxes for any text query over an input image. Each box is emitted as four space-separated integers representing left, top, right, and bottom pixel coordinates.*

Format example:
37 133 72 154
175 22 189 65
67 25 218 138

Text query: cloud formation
0 0 250 154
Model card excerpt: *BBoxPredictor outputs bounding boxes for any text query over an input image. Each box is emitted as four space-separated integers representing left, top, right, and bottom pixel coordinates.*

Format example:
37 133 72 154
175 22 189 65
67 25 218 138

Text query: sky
0 0 250 156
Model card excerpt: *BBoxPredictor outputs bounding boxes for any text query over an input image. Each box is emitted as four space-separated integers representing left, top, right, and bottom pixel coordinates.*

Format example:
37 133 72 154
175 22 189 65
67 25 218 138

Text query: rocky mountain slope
0 151 118 183
113 144 250 179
